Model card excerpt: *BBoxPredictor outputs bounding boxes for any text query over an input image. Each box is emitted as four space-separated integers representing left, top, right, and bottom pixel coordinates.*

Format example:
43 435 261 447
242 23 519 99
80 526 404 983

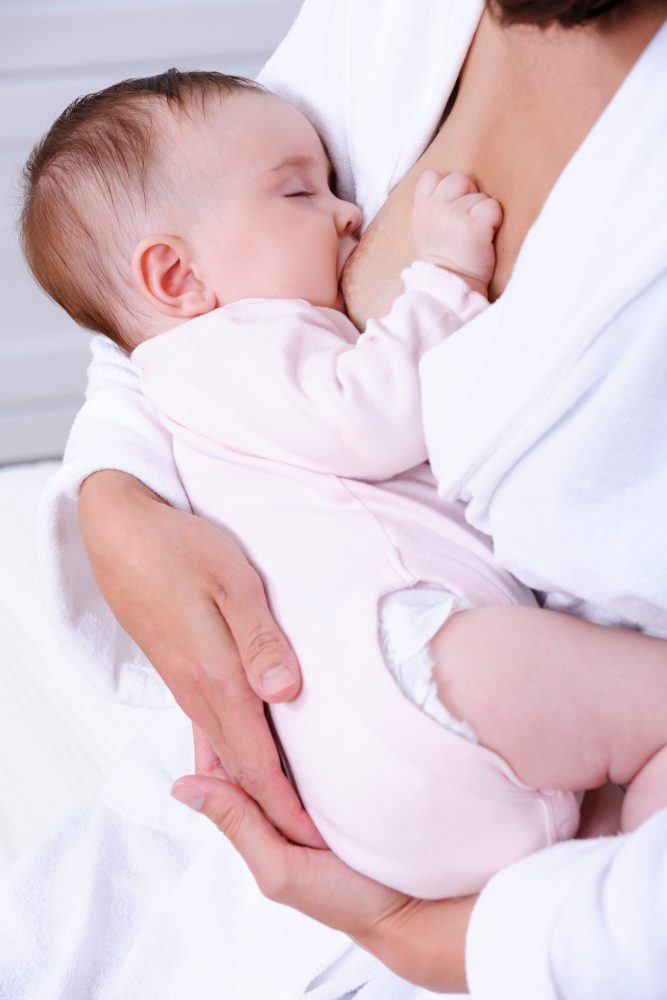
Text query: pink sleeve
136 262 486 482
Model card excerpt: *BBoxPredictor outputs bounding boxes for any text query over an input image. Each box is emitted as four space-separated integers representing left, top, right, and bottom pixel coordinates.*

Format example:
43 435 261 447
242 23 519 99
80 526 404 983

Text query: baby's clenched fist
412 170 502 296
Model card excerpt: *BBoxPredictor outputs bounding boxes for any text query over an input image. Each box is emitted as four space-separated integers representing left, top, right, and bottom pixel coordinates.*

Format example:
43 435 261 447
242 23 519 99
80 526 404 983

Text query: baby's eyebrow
264 154 317 174
264 154 336 189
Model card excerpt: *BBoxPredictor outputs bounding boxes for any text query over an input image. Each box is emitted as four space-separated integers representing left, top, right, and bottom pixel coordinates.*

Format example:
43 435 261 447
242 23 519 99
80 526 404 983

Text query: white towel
421 19 667 633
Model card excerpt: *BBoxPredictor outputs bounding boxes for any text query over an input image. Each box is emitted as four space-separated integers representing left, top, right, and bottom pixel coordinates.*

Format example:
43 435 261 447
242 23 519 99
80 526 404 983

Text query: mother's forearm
79 470 169 595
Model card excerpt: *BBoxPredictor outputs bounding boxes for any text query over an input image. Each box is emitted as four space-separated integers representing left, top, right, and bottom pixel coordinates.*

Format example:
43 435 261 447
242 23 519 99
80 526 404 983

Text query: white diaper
378 586 478 742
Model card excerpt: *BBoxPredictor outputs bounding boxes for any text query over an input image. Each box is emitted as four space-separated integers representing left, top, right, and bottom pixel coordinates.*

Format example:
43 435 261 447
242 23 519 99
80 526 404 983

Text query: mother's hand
171 728 475 994
78 469 323 847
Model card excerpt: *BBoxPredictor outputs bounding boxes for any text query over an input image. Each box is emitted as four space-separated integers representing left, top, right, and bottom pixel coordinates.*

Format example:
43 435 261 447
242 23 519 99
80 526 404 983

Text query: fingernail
261 665 296 696
171 781 205 812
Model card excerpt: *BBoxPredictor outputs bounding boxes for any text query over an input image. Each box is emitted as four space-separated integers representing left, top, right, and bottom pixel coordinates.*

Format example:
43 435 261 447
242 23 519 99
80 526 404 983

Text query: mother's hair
491 0 628 26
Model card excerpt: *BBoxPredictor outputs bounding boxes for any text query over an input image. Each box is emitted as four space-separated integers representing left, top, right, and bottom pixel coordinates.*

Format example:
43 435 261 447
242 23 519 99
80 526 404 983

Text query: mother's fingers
175 606 324 848
199 683 326 848
170 774 409 939
191 724 325 850
171 775 343 921
215 566 302 703
192 724 229 779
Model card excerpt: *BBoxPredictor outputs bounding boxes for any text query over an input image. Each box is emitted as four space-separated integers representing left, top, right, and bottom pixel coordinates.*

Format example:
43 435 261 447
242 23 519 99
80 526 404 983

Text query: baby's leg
577 782 625 838
622 744 667 830
429 606 667 832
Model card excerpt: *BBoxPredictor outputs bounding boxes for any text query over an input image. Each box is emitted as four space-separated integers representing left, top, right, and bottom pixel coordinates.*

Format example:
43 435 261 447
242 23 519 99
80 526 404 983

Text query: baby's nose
336 199 362 238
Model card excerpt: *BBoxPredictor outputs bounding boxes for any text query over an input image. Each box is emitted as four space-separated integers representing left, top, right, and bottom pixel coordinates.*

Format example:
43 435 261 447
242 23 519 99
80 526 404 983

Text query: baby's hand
412 170 502 296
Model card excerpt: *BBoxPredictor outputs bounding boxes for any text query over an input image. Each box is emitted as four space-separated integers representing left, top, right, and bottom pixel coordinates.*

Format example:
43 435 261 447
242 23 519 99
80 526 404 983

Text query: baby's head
21 69 361 351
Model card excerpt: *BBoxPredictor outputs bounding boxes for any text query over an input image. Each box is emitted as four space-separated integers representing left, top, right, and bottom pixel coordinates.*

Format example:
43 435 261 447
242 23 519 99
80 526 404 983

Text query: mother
45 0 667 996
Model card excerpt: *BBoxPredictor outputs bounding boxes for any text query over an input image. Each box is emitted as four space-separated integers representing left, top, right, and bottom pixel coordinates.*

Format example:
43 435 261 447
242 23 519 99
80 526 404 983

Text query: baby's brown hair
20 69 261 351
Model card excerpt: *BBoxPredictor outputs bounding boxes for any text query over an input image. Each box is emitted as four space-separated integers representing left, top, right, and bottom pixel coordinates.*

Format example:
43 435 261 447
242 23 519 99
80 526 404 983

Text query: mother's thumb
172 776 247 834
229 617 301 702
171 775 291 896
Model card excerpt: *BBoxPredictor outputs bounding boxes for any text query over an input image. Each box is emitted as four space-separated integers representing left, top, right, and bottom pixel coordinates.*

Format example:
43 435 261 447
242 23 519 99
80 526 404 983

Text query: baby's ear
132 236 216 318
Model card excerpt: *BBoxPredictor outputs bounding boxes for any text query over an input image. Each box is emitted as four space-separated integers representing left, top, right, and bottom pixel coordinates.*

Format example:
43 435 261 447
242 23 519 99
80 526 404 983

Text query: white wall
0 0 301 465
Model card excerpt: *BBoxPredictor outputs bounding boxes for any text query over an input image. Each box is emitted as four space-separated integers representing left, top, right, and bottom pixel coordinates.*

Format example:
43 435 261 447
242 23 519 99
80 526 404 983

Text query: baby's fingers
470 196 503 230
414 169 443 202
433 171 479 203
415 170 479 203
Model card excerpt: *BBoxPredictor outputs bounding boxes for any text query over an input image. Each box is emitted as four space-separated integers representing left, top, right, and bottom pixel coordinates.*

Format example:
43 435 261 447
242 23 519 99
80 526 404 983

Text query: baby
22 69 667 898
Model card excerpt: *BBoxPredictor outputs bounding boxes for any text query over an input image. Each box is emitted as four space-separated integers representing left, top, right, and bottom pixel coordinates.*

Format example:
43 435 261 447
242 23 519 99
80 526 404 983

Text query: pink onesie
133 262 580 898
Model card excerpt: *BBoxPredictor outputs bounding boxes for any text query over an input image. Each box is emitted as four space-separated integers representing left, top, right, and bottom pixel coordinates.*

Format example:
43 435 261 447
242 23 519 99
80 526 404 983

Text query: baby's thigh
429 605 610 790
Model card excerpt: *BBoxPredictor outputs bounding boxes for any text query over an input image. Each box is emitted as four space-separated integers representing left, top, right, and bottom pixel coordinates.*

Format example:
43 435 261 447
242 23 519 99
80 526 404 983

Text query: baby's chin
309 284 346 314
294 281 347 314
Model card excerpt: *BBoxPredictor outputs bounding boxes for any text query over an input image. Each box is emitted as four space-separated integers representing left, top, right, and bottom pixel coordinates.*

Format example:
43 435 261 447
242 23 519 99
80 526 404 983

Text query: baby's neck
128 310 192 352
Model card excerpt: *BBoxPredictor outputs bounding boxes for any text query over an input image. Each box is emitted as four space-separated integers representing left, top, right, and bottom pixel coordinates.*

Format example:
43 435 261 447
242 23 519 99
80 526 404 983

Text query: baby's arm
138 174 500 482
138 266 482 481
430 605 667 831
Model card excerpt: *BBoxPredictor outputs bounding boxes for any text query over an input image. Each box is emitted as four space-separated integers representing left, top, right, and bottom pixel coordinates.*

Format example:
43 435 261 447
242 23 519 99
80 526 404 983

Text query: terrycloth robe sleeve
134 265 486 483
466 807 667 1000
36 337 188 705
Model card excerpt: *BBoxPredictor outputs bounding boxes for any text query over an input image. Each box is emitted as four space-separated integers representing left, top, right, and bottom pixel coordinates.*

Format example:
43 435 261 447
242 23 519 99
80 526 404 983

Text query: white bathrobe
421 13 667 634
10 2 666 999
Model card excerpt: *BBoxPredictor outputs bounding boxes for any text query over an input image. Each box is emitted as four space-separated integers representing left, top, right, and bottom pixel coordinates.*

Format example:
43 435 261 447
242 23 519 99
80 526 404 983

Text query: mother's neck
466 3 666 297
475 2 665 134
